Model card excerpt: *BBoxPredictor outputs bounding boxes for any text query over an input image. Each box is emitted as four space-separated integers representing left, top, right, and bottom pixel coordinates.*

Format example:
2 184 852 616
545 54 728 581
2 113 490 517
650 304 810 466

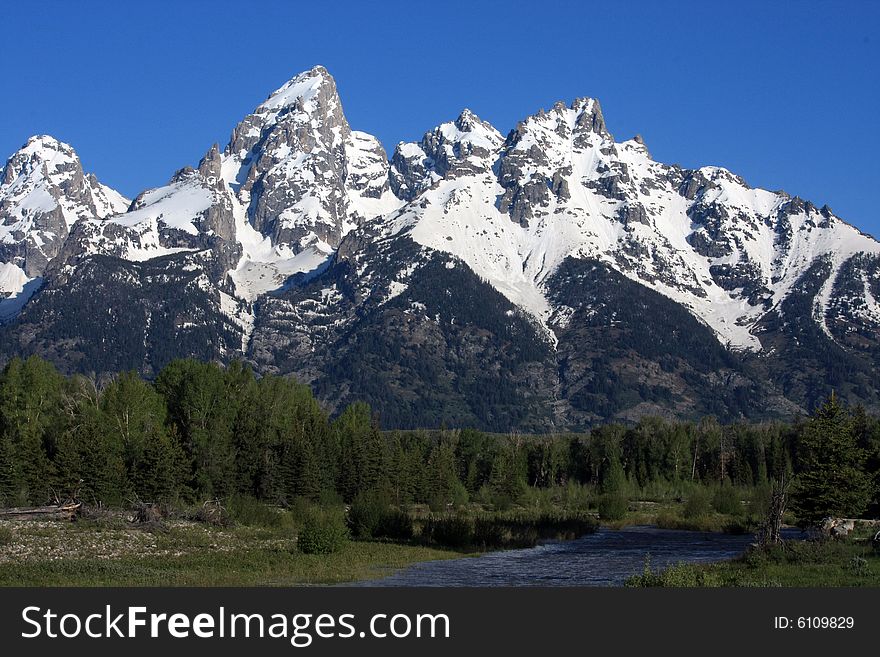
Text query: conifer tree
334 402 379 501
0 357 65 503
791 393 873 525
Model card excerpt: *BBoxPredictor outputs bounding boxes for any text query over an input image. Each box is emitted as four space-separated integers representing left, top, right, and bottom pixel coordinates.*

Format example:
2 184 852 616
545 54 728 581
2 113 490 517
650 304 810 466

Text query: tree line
0 356 877 523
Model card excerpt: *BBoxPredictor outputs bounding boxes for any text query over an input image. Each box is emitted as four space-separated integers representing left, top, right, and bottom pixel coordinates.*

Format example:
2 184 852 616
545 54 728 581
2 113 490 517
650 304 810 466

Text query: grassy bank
597 502 756 534
0 495 607 585
0 518 466 586
626 532 880 587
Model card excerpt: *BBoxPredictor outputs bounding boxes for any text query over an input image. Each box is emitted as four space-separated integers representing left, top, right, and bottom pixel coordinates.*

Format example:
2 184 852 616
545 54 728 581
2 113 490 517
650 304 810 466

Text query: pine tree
334 402 378 501
489 437 527 505
791 393 874 526
0 357 65 503
0 432 20 505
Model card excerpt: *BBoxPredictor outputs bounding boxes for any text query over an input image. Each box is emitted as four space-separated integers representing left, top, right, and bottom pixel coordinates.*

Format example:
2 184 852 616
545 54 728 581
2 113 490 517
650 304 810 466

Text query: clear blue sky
2 0 878 237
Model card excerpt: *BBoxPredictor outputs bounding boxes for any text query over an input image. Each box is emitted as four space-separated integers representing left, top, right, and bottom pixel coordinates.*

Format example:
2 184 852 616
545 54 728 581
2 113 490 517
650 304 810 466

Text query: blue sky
2 0 878 236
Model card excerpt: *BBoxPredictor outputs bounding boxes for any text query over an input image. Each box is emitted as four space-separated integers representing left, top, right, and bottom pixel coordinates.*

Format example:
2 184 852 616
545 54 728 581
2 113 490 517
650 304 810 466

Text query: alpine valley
2 66 878 431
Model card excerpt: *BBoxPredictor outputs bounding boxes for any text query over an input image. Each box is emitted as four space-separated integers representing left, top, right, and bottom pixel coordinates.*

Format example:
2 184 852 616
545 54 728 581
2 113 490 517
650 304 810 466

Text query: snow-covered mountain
377 99 880 351
0 135 128 317
2 66 878 429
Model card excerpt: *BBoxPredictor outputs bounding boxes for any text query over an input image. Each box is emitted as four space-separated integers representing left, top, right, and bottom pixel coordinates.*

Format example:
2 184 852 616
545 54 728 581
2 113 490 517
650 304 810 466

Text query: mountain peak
22 134 69 152
3 135 79 183
454 108 480 130
1 134 127 280
258 65 337 112
570 97 609 137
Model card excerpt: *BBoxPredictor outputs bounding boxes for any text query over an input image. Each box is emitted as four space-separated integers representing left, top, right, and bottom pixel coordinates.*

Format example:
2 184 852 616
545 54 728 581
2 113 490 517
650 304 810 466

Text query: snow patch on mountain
109 179 212 236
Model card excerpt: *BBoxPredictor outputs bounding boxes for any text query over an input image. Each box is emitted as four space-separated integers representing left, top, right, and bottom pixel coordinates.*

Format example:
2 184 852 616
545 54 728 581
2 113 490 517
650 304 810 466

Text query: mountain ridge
2 65 878 429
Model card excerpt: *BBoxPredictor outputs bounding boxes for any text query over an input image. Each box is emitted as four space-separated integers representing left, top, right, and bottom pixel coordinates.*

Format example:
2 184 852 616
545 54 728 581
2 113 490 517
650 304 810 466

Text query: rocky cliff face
1 66 878 429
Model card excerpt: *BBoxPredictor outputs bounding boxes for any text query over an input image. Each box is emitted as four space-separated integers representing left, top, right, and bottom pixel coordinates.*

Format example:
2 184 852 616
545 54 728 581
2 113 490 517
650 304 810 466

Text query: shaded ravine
356 526 805 587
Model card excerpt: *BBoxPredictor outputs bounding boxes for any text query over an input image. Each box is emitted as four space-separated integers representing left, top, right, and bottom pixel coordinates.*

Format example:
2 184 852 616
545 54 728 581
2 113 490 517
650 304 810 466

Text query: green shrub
637 478 684 503
683 488 712 519
227 495 288 528
712 486 742 516
424 515 473 548
473 518 508 548
348 489 414 541
748 484 772 520
427 495 449 513
376 509 414 541
489 492 516 512
598 493 628 521
450 479 470 508
848 556 869 578
0 526 12 546
348 489 391 539
654 510 683 530
562 482 593 510
298 507 349 555
625 558 722 587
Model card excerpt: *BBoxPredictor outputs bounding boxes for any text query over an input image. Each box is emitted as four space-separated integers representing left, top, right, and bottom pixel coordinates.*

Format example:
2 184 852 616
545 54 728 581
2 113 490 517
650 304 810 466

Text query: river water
359 525 804 587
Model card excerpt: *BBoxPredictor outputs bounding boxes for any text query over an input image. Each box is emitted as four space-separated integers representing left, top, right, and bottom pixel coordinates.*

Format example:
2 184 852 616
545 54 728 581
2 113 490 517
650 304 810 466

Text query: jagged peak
698 165 750 189
570 97 608 136
21 133 69 151
2 134 81 187
510 96 611 147
453 108 481 131
7 134 78 165
197 143 222 180
225 66 347 162
257 64 338 113
436 109 502 147
570 96 600 113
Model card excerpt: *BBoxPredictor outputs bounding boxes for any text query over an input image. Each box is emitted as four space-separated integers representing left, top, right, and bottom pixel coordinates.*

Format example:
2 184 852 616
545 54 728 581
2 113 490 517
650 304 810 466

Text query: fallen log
0 502 81 521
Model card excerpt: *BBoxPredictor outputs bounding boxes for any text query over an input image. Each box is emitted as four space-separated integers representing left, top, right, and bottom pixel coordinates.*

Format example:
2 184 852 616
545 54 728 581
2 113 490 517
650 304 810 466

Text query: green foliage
334 402 385 502
297 507 349 555
601 454 627 495
464 511 598 549
425 438 467 508
597 493 628 520
53 377 125 505
488 439 527 505
103 372 184 502
683 487 712 519
748 484 773 521
422 514 474 548
0 356 66 504
348 488 392 539
625 556 723 587
0 356 877 545
226 495 291 530
711 485 742 516
0 526 11 546
375 509 414 541
154 360 239 498
791 393 874 525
